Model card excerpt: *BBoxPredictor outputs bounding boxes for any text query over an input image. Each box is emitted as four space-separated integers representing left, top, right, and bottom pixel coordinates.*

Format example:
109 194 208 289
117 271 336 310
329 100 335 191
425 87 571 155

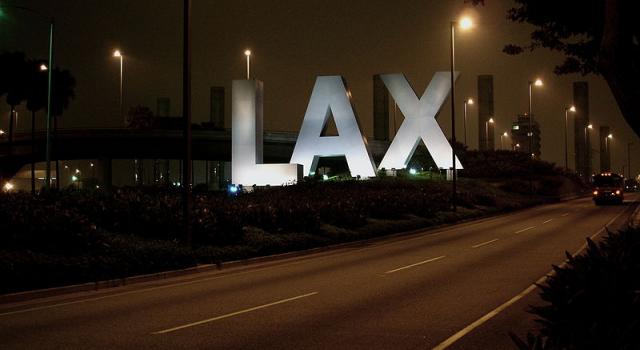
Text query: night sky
2 0 638 175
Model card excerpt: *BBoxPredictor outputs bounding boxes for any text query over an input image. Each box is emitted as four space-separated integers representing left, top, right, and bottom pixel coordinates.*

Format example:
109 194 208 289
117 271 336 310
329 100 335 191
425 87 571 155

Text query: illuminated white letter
232 80 302 186
290 76 376 178
378 72 463 170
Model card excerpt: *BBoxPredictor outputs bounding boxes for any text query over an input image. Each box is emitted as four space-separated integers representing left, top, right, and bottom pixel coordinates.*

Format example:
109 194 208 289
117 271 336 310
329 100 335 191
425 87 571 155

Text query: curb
0 192 591 305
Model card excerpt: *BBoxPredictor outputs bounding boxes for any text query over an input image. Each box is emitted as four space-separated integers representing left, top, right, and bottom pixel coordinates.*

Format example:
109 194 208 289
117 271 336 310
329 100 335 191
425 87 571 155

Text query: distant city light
75 169 80 174
244 49 251 57
39 64 48 71
0 129 5 135
90 162 94 167
227 184 240 196
534 79 543 87
503 132 509 137
322 174 329 181
71 175 78 182
569 106 576 112
467 98 474 105
608 134 613 139
409 168 417 175
113 50 122 57
587 124 593 129
488 118 494 123
3 182 14 192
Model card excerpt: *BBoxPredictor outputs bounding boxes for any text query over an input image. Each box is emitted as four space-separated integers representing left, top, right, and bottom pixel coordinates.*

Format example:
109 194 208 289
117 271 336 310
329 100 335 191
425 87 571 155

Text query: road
1 194 637 349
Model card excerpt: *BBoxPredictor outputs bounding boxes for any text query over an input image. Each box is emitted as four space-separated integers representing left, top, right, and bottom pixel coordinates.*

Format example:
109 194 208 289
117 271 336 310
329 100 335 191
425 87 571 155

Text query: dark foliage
513 226 640 349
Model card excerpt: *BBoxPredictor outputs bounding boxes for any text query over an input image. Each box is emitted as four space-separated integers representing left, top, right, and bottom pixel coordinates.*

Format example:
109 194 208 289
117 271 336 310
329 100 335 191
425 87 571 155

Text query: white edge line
431 203 632 350
542 219 553 224
384 256 446 274
561 212 569 217
471 239 499 249
152 292 318 335
514 226 535 234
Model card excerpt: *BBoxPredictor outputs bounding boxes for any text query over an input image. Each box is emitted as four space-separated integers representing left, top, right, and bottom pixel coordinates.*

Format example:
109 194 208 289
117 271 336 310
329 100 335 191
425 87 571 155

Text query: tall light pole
527 79 543 158
627 142 633 178
449 16 472 212
463 98 473 147
113 50 124 125
585 123 593 175
183 0 193 247
244 49 252 80
606 133 613 172
501 131 508 150
485 117 494 149
564 105 576 169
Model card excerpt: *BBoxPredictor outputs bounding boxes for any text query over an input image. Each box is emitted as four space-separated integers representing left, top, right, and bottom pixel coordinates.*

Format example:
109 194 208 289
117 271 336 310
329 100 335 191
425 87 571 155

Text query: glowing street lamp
113 49 124 125
39 63 48 71
449 15 473 212
564 105 576 169
485 117 494 149
463 98 473 146
244 49 252 80
527 78 543 158
500 131 509 150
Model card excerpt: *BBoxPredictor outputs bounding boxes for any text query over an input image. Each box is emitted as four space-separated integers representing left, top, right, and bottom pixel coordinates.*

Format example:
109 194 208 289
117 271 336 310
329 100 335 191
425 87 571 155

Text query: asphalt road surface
1 194 638 350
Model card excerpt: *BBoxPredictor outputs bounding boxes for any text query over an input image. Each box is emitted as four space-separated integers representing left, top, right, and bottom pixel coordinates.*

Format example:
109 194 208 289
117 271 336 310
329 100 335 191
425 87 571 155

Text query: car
592 173 624 205
624 179 639 192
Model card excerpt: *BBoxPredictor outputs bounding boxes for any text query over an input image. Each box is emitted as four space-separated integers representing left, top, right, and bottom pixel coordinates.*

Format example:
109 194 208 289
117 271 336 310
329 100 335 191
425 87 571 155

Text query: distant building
511 114 541 158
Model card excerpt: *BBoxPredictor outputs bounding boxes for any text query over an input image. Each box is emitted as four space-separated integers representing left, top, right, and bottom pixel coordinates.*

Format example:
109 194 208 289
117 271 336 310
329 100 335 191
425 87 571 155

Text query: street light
449 16 473 212
585 123 593 172
527 78 543 158
463 98 473 146
564 105 576 169
244 49 252 80
39 63 47 71
501 131 508 150
485 117 494 150
113 50 124 125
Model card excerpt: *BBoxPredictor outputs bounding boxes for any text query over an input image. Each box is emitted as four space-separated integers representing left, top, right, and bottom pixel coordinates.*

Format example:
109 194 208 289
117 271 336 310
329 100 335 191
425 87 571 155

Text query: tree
26 59 48 193
0 51 28 150
469 0 640 136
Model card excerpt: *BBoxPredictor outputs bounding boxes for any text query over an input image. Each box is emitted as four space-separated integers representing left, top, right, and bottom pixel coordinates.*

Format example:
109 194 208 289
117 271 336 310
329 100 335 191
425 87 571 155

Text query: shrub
512 227 640 349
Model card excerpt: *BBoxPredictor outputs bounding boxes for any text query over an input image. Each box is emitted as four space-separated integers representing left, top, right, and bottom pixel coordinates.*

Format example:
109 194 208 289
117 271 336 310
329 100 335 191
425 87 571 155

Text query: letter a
378 72 463 170
232 80 302 186
290 76 377 178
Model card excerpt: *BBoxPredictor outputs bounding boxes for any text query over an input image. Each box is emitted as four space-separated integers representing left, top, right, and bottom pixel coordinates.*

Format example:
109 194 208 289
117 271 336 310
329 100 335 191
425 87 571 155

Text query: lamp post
244 49 251 80
449 16 472 212
485 117 494 149
564 105 576 169
627 143 633 179
527 78 543 158
183 0 193 247
501 131 508 150
113 50 124 125
585 123 593 174
463 98 473 147
606 133 613 171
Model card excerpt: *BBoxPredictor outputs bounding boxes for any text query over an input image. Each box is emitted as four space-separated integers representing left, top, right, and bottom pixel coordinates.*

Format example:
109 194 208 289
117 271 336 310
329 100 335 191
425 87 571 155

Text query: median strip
151 292 318 334
384 256 446 274
471 239 499 249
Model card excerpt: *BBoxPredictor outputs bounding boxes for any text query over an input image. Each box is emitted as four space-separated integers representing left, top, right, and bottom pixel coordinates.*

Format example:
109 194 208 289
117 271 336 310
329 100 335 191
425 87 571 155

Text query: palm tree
0 52 28 152
26 59 48 193
50 68 76 189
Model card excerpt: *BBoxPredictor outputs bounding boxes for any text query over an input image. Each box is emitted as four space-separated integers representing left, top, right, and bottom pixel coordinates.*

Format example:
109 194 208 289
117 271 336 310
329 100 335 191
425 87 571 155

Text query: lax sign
232 72 462 186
